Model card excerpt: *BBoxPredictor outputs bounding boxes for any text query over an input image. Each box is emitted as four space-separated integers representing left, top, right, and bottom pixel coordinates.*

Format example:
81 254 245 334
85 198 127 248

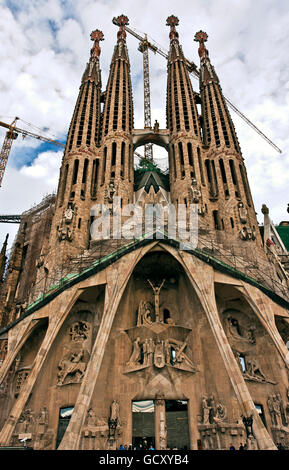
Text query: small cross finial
90 29 104 59
112 15 129 42
194 30 209 58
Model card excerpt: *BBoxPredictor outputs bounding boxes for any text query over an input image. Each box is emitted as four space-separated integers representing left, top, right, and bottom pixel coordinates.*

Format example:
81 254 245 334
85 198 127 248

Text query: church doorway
165 400 190 450
132 400 155 450
132 399 190 450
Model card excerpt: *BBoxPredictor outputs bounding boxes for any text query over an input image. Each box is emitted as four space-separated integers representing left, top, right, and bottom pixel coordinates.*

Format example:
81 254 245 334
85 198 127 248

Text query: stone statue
154 340 166 368
214 403 227 423
169 339 195 369
238 201 248 224
147 279 165 323
126 337 141 366
153 120 159 133
209 395 216 423
86 408 97 426
37 407 47 426
201 396 211 425
227 316 255 344
276 393 287 427
17 408 35 434
110 400 120 423
191 180 202 203
146 338 155 366
105 181 116 205
137 300 153 326
267 395 275 426
245 358 267 382
272 394 283 427
64 202 75 224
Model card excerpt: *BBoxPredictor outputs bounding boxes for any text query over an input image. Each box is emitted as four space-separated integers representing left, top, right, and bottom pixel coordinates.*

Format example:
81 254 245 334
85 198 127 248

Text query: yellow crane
0 117 65 187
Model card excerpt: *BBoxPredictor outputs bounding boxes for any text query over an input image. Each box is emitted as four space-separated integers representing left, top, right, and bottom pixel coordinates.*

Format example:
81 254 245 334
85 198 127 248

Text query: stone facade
0 15 289 451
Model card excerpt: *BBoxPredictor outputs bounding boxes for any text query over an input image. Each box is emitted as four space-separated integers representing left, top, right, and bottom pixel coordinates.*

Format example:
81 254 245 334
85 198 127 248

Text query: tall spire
0 234 8 285
194 31 241 153
167 15 179 43
194 31 260 244
97 15 134 204
166 16 203 207
46 28 105 268
65 29 104 155
81 29 104 85
111 15 130 61
166 16 200 137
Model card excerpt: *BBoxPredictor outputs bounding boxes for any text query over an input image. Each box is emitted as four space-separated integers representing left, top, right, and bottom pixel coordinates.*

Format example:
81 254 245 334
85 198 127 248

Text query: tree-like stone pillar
155 398 166 450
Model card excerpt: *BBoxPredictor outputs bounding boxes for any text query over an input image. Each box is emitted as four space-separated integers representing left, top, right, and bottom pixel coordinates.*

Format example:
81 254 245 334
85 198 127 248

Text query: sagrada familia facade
0 15 289 450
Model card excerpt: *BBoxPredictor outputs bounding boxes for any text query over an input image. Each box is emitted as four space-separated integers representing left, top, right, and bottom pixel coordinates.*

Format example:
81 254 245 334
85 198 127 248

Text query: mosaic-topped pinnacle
113 15 129 27
90 29 104 60
90 29 104 42
166 15 179 28
194 30 209 59
112 15 129 42
166 15 179 42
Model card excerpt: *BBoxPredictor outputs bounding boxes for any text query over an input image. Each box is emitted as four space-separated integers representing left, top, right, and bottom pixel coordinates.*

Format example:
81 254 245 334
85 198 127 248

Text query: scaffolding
21 221 289 313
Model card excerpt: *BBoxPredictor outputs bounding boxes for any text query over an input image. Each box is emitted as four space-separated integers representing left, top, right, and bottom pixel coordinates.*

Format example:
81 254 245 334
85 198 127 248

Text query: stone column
155 398 166 450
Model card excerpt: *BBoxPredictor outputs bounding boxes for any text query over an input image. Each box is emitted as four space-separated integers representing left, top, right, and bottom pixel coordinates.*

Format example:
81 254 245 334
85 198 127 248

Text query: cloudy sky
0 0 289 251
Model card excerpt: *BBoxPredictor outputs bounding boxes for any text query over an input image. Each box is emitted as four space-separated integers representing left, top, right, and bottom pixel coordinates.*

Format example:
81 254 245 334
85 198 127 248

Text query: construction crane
0 215 21 224
0 117 65 187
138 35 155 161
122 24 282 154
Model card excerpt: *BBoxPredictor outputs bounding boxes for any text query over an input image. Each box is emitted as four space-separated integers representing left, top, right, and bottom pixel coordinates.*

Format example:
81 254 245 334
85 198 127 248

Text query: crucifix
147 279 165 322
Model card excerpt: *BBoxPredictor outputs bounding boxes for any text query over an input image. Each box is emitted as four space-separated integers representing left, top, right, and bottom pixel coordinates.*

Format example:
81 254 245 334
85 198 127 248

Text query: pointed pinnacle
166 15 179 42
90 29 104 60
194 30 209 59
112 15 129 42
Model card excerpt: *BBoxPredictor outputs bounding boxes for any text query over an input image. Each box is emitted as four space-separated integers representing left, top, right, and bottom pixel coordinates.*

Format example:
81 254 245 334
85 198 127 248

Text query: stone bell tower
194 30 262 245
97 15 134 207
166 16 204 212
46 29 104 269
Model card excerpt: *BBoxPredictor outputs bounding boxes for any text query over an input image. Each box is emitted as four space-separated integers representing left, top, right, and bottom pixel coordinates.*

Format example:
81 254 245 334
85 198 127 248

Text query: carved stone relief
267 393 288 429
239 226 256 241
225 313 256 346
11 406 52 449
58 202 78 242
125 283 196 374
10 408 35 446
201 395 227 425
125 336 196 373
57 318 91 386
69 321 91 342
57 349 88 386
198 397 247 450
243 357 276 384
15 369 30 396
